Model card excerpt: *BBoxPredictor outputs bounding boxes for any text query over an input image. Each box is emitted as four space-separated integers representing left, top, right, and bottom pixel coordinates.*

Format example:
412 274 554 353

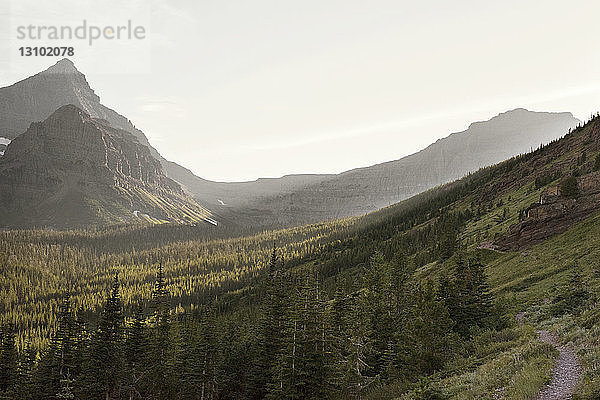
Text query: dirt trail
534 330 582 400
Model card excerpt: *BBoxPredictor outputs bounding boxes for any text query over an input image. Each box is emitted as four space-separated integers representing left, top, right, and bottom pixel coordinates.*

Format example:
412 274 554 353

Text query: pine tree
16 342 37 400
57 374 75 399
342 292 373 400
83 273 125 399
146 264 175 398
441 255 493 337
182 308 217 400
251 247 288 400
561 176 580 199
404 280 455 375
282 272 327 400
0 324 18 394
124 304 147 400
35 293 79 399
326 282 350 395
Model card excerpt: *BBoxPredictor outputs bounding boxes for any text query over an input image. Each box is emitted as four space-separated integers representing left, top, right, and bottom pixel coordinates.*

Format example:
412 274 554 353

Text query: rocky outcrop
495 172 600 250
0 105 210 228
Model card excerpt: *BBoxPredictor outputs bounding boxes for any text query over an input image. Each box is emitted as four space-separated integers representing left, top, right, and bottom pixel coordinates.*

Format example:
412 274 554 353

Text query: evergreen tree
57 374 75 400
251 247 288 400
281 273 327 400
182 308 218 400
403 280 455 375
16 342 37 400
326 282 350 395
124 304 148 400
440 255 493 337
82 274 125 399
35 293 79 400
146 264 176 398
0 324 18 394
561 176 580 199
341 292 373 400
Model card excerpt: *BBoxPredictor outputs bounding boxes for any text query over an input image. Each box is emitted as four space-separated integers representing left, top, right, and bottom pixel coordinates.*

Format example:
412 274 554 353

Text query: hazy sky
1 0 600 181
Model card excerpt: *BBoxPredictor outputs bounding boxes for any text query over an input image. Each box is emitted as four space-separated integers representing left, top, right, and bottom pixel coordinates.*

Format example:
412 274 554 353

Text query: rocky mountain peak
43 58 80 75
0 104 211 228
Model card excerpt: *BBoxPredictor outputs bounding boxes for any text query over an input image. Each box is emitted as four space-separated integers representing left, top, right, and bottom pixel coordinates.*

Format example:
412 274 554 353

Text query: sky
1 0 600 181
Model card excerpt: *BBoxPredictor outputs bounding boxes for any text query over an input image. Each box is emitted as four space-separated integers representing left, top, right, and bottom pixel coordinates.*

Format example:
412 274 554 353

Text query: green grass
486 211 600 310
399 210 600 399
442 327 556 400
461 181 549 247
456 211 600 398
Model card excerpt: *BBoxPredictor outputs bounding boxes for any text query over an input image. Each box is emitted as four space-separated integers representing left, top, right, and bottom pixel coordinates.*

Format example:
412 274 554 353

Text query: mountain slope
229 108 580 228
0 105 211 228
0 59 334 213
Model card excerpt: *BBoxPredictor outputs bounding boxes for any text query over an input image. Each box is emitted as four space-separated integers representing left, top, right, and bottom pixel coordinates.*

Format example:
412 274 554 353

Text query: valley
1 107 600 398
0 59 598 400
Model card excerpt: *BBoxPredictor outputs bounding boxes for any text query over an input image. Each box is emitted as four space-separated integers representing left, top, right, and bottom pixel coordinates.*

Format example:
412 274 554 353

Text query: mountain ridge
222 108 581 228
0 60 582 229
0 59 334 213
0 104 211 228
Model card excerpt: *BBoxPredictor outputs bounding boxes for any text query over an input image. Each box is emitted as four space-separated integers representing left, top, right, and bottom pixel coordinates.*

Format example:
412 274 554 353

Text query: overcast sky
1 0 600 181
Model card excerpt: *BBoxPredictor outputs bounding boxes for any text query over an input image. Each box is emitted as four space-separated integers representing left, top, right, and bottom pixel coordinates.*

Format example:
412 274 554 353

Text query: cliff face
495 171 600 250
0 59 150 146
0 105 210 228
0 60 584 230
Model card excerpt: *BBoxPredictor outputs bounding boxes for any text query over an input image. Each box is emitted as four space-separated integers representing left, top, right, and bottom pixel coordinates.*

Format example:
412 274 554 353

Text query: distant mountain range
0 59 581 228
228 108 581 228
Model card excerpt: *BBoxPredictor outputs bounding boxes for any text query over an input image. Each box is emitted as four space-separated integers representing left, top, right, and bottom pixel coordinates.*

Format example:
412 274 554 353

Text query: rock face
495 171 600 250
0 105 210 228
0 59 331 213
228 109 581 228
1 59 141 142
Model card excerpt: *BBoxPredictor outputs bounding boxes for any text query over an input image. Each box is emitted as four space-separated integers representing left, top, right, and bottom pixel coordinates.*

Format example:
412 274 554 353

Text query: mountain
0 105 211 228
226 108 581 228
0 60 581 229
0 59 330 212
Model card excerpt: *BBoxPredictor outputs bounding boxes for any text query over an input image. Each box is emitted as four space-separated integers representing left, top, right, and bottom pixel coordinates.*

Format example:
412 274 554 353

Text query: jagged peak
43 58 80 75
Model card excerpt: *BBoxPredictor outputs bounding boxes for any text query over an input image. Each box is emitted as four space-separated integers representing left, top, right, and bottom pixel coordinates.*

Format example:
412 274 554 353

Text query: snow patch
0 137 11 146
203 217 218 226
133 210 152 219
217 199 226 206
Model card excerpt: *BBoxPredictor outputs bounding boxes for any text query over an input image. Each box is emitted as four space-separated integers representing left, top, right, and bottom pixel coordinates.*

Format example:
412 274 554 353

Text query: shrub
561 176 580 199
